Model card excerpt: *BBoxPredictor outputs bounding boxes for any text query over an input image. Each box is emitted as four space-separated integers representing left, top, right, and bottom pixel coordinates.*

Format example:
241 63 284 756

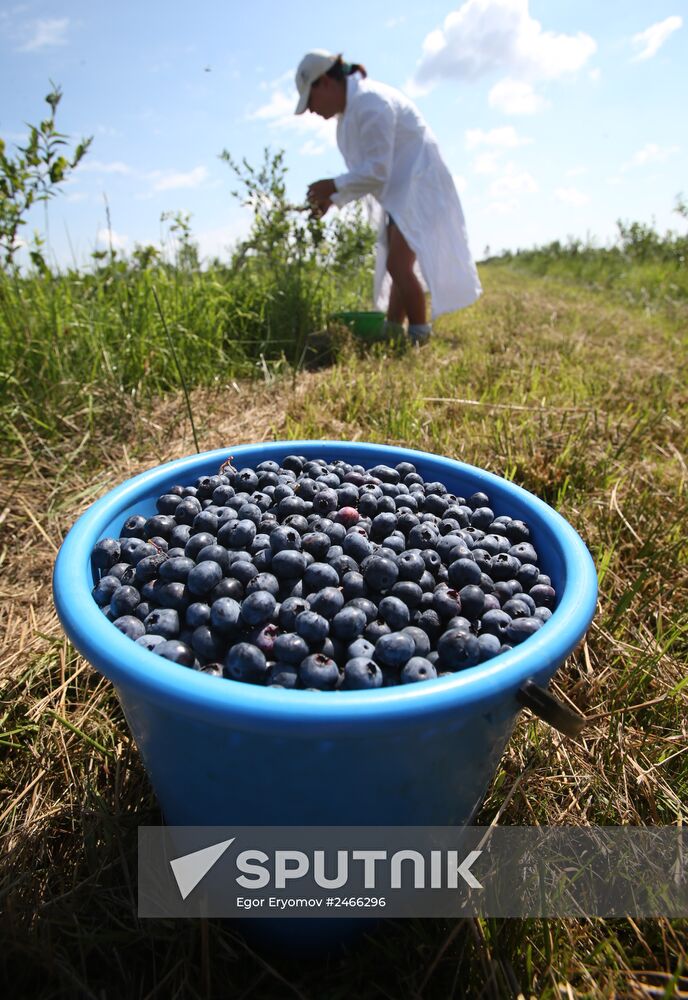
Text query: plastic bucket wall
53 441 597 949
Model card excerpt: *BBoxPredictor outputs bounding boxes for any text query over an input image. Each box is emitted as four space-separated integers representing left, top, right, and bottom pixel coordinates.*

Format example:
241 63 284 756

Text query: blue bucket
53 441 597 950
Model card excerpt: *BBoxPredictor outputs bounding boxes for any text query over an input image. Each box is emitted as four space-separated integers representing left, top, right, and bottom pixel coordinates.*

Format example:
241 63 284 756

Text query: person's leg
386 222 426 326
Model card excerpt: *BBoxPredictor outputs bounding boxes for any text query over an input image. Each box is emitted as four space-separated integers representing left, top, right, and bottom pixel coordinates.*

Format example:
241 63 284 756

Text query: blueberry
92 575 121 607
347 637 376 660
92 537 121 574
250 622 281 658
218 518 256 550
208 577 244 603
210 597 242 635
502 598 532 620
480 609 512 641
374 632 415 668
470 506 494 530
391 550 421 583
271 549 307 579
301 531 331 560
363 555 399 592
174 498 203 526
364 619 391 644
414 609 443 641
458 584 485 620
533 606 553 623
183 532 216 560
447 557 481 589
144 607 180 639
156 493 184 515
389 580 423 609
159 556 195 583
240 590 277 627
433 587 462 620
108 562 137 583
506 616 543 644
136 633 166 653
273 632 310 666
505 519 531 543
342 530 372 562
245 572 280 597
186 602 211 629
267 662 300 688
223 642 268 683
155 639 195 666
373 595 407 630
420 548 442 577
436 629 481 670
295 610 330 646
467 491 490 511
401 657 438 684
477 633 502 661
227 559 259 586
269 525 302 553
303 561 340 593
529 584 556 609
110 585 141 617
341 571 367 600
112 615 146 640
278 596 311 631
346 597 378 623
509 542 539 565
516 562 540 591
407 524 439 549
191 626 226 661
401 626 431 658
187 560 224 596
134 553 167 584
308 587 345 620
121 515 147 538
196 544 231 574
490 552 522 582
330 606 367 642
341 657 382 690
299 653 340 691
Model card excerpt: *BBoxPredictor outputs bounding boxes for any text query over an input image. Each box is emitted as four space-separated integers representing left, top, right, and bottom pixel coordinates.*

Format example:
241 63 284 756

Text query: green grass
1 260 687 998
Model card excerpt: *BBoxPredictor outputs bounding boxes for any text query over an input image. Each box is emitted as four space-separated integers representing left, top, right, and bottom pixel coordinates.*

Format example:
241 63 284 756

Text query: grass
1 261 687 998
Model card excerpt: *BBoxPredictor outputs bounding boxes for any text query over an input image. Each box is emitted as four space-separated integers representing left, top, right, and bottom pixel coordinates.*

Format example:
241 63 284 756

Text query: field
1 251 687 998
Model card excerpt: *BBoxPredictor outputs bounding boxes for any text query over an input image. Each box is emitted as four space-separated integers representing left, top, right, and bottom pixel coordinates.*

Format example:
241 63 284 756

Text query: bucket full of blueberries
53 441 596 943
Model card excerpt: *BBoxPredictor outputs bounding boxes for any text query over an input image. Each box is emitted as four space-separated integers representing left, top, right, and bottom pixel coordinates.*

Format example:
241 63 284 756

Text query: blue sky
1 0 686 269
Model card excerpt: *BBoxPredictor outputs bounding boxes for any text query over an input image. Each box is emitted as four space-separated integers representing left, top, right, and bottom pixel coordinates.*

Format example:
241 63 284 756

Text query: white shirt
330 74 482 319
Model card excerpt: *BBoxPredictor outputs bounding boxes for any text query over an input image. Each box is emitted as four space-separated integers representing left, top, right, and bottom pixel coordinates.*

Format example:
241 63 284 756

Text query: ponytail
326 55 367 81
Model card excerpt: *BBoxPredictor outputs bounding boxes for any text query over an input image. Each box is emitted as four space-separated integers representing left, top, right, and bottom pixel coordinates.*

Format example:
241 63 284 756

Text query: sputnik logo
170 838 235 900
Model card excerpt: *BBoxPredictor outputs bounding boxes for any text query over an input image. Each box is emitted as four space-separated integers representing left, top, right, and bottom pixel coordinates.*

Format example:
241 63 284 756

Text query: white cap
294 50 338 114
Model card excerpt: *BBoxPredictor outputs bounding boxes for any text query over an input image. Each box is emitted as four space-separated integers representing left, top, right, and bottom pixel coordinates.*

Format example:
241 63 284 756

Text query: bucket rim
53 440 597 729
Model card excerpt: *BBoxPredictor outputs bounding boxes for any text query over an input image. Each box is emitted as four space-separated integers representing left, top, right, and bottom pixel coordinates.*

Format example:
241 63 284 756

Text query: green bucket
330 310 386 341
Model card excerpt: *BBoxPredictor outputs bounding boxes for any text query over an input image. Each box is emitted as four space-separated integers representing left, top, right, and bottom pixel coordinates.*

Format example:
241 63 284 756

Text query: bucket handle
516 679 587 737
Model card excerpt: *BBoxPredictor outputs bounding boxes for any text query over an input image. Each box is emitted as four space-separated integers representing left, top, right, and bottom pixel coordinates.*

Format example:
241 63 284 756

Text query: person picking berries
295 50 482 346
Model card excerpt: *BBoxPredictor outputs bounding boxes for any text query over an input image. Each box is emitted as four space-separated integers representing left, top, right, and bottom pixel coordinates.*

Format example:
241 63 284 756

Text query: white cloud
631 16 682 61
488 77 550 114
247 80 337 148
489 163 538 199
149 166 208 192
413 0 596 89
621 143 680 171
465 125 531 149
18 17 69 51
472 151 502 174
75 160 134 175
453 174 468 193
299 139 330 156
565 166 588 178
96 228 128 250
555 187 589 206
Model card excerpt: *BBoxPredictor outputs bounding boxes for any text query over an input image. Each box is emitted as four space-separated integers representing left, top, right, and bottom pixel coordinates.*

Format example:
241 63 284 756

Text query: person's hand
307 179 336 218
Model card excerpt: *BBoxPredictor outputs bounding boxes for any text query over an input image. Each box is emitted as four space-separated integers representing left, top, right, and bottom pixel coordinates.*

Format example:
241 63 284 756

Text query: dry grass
1 266 687 998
